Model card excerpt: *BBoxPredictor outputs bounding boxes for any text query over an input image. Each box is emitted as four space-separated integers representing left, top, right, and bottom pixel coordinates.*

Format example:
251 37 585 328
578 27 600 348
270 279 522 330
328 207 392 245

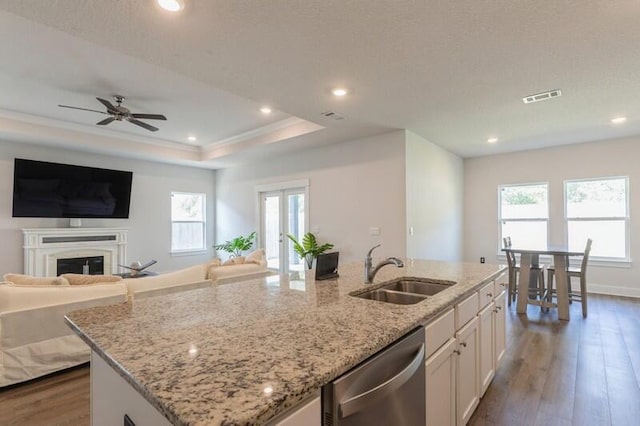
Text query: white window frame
564 176 630 263
170 191 207 255
498 182 549 253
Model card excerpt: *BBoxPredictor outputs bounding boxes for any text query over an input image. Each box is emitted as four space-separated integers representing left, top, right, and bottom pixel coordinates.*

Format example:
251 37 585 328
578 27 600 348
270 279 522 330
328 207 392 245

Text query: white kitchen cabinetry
455 316 480 426
424 272 507 426
425 337 457 426
268 395 321 426
478 302 495 396
91 352 172 426
493 289 507 368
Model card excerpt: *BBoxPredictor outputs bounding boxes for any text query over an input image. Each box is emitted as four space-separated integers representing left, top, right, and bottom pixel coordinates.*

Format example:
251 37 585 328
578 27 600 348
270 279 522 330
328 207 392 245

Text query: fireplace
22 228 127 277
56 255 105 276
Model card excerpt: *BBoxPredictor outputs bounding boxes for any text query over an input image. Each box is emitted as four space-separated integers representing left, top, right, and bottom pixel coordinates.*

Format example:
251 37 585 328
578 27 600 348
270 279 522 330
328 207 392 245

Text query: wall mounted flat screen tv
12 158 133 218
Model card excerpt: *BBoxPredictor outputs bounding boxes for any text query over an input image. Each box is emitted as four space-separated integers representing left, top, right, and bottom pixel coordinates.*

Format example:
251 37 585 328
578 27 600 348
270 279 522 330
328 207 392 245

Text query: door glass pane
264 195 280 270
501 221 547 249
500 184 548 219
566 178 627 218
568 220 625 258
287 193 305 272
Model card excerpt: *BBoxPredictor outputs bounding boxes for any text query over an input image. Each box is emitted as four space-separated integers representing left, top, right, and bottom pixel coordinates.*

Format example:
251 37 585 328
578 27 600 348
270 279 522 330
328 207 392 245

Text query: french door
260 187 307 273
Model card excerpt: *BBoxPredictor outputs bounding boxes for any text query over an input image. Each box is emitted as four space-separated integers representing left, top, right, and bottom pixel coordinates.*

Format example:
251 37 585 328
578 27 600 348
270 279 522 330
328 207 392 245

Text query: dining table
502 245 584 321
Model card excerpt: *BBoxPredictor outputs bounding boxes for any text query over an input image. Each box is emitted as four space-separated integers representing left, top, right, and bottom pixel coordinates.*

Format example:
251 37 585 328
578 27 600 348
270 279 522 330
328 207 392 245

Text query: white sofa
0 282 128 387
0 256 270 387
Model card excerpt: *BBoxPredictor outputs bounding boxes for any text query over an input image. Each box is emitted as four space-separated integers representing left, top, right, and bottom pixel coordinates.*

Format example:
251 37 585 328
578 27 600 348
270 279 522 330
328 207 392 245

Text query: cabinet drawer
425 308 455 358
494 273 508 297
478 282 494 309
455 292 479 330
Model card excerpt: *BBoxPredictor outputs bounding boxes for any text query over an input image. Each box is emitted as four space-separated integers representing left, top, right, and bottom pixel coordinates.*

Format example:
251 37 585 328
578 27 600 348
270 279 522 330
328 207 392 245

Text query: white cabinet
493 290 507 368
268 395 321 426
91 352 172 426
478 302 495 396
425 337 456 426
455 316 480 426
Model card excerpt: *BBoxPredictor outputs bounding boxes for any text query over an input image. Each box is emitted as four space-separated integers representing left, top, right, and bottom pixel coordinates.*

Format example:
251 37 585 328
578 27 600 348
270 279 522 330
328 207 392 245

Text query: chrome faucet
365 244 404 283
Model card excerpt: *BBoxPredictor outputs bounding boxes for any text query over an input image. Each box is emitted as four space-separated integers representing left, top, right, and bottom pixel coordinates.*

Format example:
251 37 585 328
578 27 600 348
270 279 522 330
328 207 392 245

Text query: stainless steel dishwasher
322 327 425 425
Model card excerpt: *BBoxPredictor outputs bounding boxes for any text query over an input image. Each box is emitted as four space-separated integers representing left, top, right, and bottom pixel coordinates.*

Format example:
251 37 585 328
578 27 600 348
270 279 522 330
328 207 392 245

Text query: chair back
503 236 517 269
581 238 592 272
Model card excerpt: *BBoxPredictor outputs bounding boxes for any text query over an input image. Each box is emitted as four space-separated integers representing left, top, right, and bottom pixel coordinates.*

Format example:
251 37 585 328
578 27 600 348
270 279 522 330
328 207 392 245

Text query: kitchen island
65 259 505 425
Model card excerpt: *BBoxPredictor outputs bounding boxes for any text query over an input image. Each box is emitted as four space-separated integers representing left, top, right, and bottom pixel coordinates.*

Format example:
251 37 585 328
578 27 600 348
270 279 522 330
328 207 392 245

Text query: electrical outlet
480 257 485 264
369 227 380 236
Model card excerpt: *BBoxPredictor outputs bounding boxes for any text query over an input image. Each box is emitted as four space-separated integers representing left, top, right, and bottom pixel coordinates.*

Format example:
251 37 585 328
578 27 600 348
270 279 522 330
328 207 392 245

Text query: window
171 192 206 253
565 177 628 259
499 183 548 249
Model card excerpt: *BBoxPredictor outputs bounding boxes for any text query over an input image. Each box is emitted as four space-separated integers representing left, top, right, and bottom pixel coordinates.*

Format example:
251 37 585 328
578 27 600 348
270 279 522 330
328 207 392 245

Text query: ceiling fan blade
58 104 108 114
96 117 115 126
127 118 159 132
130 113 167 120
96 97 117 113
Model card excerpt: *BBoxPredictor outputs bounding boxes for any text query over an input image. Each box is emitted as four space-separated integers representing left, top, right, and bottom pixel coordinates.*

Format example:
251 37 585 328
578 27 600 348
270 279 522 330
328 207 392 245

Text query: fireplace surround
22 228 128 277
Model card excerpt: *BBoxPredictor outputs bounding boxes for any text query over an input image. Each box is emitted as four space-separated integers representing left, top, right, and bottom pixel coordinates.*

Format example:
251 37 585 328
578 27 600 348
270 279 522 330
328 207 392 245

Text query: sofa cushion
122 264 206 296
245 249 266 265
206 262 268 280
3 274 70 286
61 274 123 285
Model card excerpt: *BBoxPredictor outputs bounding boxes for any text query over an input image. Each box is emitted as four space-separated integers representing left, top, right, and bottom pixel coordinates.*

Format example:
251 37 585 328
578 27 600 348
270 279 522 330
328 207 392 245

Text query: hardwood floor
470 293 640 426
0 364 90 426
0 294 638 426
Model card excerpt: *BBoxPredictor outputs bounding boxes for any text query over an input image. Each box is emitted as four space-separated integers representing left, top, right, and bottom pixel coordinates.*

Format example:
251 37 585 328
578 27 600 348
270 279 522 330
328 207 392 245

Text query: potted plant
287 232 334 269
213 231 256 258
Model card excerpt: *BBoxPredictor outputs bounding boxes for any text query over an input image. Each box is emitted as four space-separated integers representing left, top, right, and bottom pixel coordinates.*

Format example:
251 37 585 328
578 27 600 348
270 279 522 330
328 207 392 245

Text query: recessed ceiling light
260 106 272 114
187 135 197 142
487 137 498 144
611 116 627 124
157 0 185 12
332 88 348 97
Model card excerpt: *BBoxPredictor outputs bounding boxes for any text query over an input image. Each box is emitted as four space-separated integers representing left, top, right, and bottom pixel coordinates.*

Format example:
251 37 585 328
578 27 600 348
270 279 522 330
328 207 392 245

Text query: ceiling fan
58 95 167 132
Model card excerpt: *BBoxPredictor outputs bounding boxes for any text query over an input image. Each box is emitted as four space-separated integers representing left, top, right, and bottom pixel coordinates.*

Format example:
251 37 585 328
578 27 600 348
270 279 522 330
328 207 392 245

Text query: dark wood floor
1 294 638 425
470 294 640 426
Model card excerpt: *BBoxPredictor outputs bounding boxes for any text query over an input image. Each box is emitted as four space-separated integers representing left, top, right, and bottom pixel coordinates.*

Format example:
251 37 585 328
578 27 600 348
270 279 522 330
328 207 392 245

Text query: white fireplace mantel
22 228 128 277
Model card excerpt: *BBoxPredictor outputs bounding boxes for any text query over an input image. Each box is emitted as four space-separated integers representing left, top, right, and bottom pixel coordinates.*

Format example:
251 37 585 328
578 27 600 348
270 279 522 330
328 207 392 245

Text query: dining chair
503 236 545 306
546 238 592 318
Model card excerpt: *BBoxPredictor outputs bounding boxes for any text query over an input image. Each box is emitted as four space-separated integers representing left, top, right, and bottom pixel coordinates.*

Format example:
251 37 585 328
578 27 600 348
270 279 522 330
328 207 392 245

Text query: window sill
170 249 209 257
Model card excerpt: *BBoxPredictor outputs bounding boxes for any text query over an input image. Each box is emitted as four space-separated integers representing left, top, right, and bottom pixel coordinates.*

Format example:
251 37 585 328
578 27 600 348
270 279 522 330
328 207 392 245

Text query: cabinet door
494 290 507 368
456 316 480 426
425 337 456 426
478 303 495 397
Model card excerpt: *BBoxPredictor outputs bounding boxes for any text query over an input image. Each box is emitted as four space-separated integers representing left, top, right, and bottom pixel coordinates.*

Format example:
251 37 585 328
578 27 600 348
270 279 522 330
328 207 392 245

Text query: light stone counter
65 259 505 425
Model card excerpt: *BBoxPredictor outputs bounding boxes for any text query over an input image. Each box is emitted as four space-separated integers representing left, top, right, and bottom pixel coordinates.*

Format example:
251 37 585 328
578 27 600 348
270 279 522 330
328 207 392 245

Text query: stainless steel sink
382 279 455 296
354 289 428 305
352 277 456 305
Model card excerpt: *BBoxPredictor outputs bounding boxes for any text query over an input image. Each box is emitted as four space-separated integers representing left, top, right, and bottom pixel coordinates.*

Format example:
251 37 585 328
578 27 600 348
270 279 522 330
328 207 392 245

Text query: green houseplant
214 231 256 257
287 232 334 269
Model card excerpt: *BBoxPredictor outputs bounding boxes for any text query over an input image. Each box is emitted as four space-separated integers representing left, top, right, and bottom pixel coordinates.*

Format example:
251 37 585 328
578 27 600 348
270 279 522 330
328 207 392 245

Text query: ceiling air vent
523 89 562 104
321 111 344 120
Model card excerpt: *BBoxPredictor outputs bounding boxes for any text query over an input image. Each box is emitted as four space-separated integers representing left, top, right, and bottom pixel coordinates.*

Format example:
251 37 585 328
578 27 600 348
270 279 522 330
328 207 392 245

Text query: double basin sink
353 278 456 305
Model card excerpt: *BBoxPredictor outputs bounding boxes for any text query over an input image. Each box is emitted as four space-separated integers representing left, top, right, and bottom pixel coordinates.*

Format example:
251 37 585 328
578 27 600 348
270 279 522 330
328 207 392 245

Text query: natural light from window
565 177 628 259
171 192 206 252
499 183 548 249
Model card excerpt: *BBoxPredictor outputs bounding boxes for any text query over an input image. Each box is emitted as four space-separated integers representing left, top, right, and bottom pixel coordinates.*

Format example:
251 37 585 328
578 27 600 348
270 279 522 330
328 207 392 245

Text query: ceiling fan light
157 0 185 12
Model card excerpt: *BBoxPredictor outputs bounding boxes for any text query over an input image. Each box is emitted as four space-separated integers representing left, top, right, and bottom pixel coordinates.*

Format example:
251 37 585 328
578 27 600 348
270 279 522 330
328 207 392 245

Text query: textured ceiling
1 0 640 165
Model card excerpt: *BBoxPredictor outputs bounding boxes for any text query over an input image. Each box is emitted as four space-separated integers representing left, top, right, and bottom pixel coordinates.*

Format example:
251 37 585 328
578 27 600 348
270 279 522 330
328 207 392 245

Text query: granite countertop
65 259 506 426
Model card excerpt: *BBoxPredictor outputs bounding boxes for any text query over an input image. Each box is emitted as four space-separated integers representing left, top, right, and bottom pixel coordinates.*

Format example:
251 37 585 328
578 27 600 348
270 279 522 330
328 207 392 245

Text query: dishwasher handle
338 343 425 418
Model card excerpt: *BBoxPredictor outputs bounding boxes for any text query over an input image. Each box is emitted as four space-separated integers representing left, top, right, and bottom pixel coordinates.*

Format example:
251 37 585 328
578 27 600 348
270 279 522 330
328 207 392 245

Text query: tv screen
12 158 133 218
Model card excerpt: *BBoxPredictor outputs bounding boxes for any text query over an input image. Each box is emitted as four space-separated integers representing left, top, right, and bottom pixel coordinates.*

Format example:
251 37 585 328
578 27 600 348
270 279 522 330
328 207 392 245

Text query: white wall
464 136 640 297
0 140 215 275
215 131 408 263
405 131 464 261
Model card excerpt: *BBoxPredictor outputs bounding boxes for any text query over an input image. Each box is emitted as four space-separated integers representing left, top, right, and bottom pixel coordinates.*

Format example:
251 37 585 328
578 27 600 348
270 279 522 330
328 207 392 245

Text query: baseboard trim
588 283 640 298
